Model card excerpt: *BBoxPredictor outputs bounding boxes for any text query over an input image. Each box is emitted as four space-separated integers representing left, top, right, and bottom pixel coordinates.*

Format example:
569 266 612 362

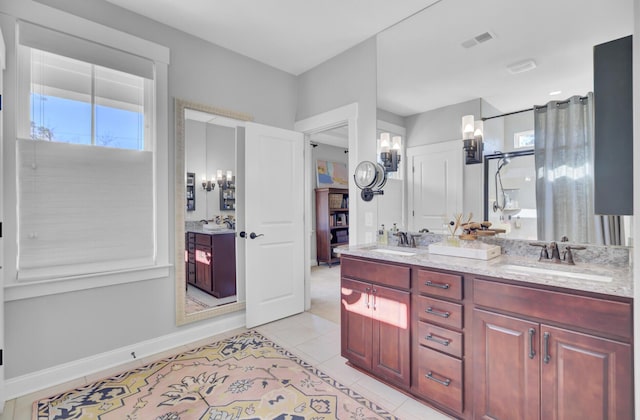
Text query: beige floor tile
393 397 455 420
0 399 15 420
294 330 340 363
317 355 370 387
349 374 411 412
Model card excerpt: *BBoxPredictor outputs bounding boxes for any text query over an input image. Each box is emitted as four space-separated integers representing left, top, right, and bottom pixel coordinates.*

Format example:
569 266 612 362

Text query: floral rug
33 330 398 419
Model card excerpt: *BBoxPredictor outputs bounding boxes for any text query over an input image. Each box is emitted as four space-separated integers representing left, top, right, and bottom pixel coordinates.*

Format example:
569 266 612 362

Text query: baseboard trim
5 311 245 400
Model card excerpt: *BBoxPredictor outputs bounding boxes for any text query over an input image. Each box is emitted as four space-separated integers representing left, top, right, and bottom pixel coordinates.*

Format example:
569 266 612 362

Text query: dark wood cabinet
338 254 633 419
316 188 348 266
341 257 410 388
540 325 632 420
474 280 633 420
185 231 236 298
473 309 540 420
413 269 465 414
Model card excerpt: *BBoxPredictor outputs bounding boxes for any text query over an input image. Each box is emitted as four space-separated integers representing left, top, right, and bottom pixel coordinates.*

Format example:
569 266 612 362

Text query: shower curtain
534 94 595 244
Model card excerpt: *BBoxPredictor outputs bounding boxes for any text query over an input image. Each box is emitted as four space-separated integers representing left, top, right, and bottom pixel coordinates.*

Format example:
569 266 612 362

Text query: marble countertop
186 226 235 235
335 244 633 298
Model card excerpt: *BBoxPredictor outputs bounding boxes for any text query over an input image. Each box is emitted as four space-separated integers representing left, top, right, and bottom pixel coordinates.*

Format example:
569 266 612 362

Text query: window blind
18 20 154 79
17 140 154 280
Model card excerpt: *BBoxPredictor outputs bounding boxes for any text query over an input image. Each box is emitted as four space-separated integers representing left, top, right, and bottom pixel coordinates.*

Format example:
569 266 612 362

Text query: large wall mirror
175 98 252 326
375 0 633 246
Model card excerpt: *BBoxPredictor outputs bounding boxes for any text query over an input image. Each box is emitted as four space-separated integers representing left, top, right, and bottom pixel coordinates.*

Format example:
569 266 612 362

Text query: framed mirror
175 98 252 326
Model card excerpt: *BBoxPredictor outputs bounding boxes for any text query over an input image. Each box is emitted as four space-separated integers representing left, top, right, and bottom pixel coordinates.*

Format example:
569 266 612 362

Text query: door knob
249 232 264 239
239 231 247 238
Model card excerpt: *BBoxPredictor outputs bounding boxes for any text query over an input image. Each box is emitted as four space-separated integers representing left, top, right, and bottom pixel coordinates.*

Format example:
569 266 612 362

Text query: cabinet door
473 309 540 420
371 284 410 387
341 277 372 370
540 325 633 420
195 244 213 292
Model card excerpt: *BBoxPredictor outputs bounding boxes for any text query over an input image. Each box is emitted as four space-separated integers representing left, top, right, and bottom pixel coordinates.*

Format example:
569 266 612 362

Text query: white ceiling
103 0 439 75
105 0 633 118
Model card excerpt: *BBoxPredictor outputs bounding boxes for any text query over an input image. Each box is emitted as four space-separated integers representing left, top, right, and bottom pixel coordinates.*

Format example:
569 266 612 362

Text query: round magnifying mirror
354 161 378 189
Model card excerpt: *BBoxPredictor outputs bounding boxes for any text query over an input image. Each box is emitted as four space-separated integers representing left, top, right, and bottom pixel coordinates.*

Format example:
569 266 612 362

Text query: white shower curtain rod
482 95 590 121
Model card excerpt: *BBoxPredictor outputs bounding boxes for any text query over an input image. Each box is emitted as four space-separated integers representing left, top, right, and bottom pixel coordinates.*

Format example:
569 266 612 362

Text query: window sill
5 264 172 301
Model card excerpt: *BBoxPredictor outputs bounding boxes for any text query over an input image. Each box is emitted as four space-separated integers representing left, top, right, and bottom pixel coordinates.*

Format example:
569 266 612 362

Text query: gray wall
297 37 378 243
2 0 298 379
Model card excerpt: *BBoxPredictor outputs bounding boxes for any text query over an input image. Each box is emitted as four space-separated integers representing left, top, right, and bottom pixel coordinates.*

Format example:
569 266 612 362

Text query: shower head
497 156 510 171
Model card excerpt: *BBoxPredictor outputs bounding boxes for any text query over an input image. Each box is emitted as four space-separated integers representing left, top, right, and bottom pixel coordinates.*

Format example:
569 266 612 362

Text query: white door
407 141 463 233
244 122 304 328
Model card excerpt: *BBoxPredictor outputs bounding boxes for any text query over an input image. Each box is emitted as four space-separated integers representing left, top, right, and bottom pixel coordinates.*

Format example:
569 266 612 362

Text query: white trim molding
4 311 245 400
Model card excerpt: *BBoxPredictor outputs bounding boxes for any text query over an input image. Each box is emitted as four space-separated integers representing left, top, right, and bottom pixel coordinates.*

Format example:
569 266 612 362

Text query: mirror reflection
184 112 238 313
375 0 633 246
175 99 251 326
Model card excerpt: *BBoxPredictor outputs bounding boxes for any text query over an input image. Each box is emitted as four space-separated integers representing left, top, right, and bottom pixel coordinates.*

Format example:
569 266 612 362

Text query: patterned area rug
34 330 398 419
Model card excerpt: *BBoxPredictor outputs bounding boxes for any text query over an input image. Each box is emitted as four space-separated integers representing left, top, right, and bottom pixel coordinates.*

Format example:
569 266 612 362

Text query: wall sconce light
462 115 483 164
201 175 215 191
216 169 234 188
379 132 402 172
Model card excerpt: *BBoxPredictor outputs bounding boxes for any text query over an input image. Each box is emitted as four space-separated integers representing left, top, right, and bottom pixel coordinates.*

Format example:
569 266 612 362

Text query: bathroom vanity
185 229 236 298
337 245 633 419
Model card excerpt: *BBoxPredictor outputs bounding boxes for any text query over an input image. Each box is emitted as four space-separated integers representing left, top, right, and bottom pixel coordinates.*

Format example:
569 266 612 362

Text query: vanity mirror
175 98 252 326
375 0 633 246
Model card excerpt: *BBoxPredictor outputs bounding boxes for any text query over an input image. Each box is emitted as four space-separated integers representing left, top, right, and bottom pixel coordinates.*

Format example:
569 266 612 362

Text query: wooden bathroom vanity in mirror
338 250 633 419
185 230 236 298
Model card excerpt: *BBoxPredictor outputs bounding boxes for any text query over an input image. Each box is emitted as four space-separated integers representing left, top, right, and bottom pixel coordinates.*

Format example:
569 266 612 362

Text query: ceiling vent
461 31 496 48
507 59 537 74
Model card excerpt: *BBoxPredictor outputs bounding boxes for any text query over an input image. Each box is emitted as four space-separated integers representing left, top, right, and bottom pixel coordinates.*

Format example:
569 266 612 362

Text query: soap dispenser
377 224 388 245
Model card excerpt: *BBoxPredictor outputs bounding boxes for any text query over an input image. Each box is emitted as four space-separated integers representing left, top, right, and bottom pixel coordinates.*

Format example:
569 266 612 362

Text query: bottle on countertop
377 224 388 245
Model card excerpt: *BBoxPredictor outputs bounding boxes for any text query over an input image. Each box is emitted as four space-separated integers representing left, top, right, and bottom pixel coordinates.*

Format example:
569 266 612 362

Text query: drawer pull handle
425 281 450 290
543 332 551 364
426 371 451 387
426 334 450 346
365 287 370 309
528 328 536 359
426 307 450 318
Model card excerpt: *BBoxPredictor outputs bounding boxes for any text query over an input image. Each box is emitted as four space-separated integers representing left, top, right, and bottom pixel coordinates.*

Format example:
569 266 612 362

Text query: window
514 130 535 149
15 21 160 282
30 49 146 150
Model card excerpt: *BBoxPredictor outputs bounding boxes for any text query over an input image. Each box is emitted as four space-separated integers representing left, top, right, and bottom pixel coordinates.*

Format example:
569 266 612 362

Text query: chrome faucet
395 231 408 246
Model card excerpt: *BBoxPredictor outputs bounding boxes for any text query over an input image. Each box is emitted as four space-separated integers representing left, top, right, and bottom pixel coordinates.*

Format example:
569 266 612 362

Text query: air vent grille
507 59 537 74
461 31 496 48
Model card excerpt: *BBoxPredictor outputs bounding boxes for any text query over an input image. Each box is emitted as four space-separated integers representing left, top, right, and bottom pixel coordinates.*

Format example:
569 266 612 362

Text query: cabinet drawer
415 346 463 413
474 278 632 339
341 257 410 289
416 296 463 329
417 321 463 358
416 269 462 300
195 233 213 246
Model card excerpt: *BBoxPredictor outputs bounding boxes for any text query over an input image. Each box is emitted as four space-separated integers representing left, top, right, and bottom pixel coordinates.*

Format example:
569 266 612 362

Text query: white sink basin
202 224 227 231
370 248 418 257
501 264 612 283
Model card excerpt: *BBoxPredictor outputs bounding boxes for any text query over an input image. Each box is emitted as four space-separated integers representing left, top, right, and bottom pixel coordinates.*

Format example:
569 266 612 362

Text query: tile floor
0 265 452 420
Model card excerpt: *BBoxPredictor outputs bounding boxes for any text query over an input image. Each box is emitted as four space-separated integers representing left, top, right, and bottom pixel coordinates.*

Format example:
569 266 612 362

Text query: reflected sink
501 264 612 283
202 224 228 231
370 248 418 257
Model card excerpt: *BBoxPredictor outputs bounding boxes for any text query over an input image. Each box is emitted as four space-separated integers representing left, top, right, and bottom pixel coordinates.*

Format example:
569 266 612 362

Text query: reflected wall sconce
379 132 402 172
462 115 483 164
201 175 215 191
216 169 234 188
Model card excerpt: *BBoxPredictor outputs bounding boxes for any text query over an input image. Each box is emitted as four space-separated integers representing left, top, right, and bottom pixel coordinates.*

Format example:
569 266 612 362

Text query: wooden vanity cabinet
473 278 633 420
412 269 465 415
340 257 411 388
186 231 236 298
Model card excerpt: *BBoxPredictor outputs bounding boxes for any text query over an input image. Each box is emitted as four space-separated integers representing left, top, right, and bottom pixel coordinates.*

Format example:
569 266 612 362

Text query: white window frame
5 15 170 301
